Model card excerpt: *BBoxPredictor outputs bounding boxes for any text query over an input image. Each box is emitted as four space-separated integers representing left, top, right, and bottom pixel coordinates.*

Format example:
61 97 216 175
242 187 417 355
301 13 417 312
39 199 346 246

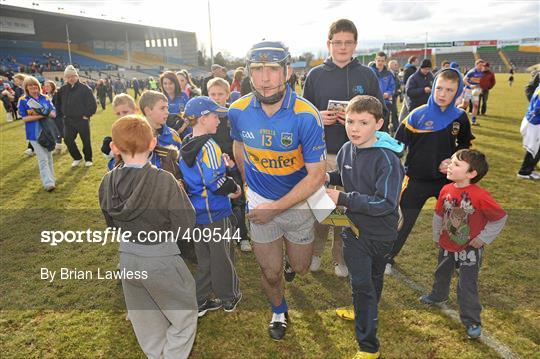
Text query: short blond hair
13 73 26 82
138 90 167 116
111 115 154 157
207 77 230 93
113 93 136 109
22 76 41 96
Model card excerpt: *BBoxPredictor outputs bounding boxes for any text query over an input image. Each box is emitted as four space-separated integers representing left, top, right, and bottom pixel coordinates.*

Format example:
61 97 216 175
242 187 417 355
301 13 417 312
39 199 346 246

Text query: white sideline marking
390 267 521 359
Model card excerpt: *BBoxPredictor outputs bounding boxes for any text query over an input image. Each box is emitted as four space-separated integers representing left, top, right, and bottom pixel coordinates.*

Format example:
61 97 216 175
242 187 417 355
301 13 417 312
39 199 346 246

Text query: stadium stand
504 45 540 70
476 46 507 72
436 51 476 70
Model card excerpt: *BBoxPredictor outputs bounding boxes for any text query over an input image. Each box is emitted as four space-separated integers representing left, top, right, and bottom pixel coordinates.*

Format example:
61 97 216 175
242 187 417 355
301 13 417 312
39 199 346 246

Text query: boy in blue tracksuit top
370 52 396 111
326 95 404 359
180 96 242 316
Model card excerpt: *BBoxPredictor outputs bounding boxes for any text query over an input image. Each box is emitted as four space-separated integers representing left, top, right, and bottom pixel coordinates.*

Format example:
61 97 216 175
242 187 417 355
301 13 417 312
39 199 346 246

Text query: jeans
342 228 394 353
29 140 55 188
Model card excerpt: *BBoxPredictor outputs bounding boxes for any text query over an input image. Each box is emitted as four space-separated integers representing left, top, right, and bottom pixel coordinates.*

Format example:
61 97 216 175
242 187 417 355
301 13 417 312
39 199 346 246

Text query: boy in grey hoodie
325 96 404 359
99 115 197 359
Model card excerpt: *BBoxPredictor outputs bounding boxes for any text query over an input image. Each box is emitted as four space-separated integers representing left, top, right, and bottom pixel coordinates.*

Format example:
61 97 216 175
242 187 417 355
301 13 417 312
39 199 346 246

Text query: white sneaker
384 263 393 275
309 256 321 272
85 161 93 167
23 148 34 157
71 160 81 167
6 112 13 122
517 172 540 180
334 263 348 277
240 240 252 252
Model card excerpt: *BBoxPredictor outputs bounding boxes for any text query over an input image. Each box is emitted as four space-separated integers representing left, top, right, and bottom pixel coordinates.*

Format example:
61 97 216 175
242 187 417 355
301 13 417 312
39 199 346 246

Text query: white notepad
307 186 336 223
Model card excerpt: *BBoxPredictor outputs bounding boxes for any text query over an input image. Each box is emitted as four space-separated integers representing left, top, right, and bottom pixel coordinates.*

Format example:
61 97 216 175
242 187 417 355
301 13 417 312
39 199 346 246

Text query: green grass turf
0 73 538 358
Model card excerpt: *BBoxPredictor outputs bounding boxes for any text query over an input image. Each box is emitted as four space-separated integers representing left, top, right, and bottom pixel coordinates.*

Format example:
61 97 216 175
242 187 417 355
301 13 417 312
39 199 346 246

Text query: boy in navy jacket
326 95 404 359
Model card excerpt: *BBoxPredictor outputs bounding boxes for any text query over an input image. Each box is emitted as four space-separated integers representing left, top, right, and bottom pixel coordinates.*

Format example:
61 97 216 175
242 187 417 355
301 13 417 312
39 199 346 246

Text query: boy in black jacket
326 95 404 359
387 68 474 270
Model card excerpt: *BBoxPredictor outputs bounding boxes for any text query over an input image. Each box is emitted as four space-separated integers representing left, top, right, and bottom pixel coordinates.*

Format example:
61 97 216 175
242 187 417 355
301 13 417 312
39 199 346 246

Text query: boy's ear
148 137 157 152
110 142 121 156
467 169 478 181
286 65 293 81
375 118 384 131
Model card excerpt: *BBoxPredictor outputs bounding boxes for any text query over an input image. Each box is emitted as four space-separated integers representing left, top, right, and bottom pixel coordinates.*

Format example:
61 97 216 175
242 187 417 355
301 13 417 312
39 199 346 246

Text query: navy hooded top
303 57 387 154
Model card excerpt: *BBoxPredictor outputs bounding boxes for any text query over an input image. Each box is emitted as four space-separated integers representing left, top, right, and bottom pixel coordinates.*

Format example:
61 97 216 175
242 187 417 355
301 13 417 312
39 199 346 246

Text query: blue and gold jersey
464 69 485 88
228 86 326 200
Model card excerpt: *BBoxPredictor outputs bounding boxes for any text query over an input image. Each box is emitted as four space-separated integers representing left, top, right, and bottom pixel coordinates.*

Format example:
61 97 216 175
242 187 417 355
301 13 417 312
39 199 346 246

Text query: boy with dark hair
99 115 197 359
370 51 395 130
420 149 507 339
303 19 387 277
387 68 475 272
326 95 404 359
180 96 242 316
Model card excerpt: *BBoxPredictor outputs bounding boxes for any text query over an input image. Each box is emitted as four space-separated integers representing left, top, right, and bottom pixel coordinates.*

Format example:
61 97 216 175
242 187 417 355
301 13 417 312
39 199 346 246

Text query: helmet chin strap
249 65 289 105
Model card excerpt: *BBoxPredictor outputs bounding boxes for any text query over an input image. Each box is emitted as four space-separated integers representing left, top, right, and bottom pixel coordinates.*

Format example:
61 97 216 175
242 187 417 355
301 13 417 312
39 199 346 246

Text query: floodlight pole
66 23 72 65
208 0 214 65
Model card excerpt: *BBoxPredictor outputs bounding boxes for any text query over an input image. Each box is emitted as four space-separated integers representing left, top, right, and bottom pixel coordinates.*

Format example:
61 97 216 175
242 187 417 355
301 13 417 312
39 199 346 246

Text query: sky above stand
5 0 539 58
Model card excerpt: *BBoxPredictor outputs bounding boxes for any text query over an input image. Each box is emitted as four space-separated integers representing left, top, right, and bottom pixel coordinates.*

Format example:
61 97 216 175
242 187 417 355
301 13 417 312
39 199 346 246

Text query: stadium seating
476 46 507 72
503 46 540 71
436 52 476 70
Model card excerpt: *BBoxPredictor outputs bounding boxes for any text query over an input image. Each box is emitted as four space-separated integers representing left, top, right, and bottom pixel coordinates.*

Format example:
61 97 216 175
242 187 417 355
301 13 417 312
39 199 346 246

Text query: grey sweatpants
120 253 197 359
194 216 241 304
430 247 483 326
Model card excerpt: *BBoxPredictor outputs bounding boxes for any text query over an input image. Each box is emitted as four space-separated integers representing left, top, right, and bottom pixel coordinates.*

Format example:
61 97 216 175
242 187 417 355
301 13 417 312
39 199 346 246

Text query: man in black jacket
406 59 434 111
57 65 97 167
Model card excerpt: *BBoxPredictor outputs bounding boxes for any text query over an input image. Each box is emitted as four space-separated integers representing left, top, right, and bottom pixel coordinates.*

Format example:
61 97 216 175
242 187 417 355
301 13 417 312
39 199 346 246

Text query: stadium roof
0 4 195 43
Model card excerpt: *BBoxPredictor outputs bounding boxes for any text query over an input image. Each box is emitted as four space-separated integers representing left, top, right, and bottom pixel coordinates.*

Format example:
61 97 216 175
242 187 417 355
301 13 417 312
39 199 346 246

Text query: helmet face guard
246 41 290 104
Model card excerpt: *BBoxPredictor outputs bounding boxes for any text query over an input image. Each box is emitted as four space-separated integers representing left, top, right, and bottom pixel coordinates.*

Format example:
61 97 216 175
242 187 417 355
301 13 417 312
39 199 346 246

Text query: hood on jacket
322 56 360 72
369 63 391 77
404 63 415 70
99 162 158 222
407 68 465 132
372 131 405 154
180 134 212 167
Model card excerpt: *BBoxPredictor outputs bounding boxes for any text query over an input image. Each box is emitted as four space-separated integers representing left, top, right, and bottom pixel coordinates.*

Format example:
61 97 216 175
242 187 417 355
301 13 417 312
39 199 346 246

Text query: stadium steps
473 52 480 61
498 50 512 71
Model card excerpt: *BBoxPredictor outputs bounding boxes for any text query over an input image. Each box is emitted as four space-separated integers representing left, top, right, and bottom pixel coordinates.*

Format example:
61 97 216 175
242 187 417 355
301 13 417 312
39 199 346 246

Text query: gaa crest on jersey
281 132 293 147
452 121 460 136
424 120 434 129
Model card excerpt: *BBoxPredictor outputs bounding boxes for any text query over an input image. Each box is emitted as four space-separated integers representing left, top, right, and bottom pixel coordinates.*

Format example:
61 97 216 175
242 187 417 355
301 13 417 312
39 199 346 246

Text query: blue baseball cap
184 96 227 120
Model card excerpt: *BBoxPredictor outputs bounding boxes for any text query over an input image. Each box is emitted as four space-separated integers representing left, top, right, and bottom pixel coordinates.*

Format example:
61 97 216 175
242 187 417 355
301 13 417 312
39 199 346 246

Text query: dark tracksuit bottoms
194 215 241 304
64 117 92 162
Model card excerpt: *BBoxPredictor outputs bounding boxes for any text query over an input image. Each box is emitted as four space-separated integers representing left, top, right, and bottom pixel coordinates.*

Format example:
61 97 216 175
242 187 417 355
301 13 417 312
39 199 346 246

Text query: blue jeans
342 228 394 353
30 140 55 188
